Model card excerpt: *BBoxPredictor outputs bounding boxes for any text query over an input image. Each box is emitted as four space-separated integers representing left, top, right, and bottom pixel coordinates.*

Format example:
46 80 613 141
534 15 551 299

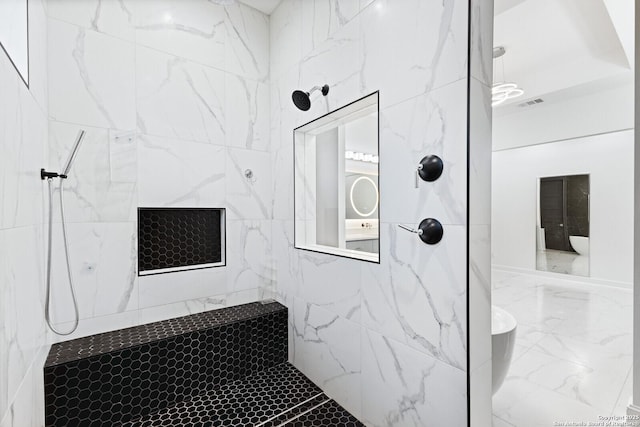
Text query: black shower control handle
417 155 444 182
398 218 444 245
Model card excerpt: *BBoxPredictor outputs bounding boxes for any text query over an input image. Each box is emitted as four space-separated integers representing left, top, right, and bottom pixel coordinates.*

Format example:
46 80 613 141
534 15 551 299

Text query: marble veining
136 46 225 144
269 0 473 424
0 1 50 421
362 224 466 369
492 270 633 425
224 3 270 81
48 19 136 130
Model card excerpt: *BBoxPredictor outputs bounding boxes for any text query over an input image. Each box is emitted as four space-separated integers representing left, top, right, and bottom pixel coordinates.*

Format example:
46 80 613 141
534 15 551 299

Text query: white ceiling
239 0 283 15
493 0 634 115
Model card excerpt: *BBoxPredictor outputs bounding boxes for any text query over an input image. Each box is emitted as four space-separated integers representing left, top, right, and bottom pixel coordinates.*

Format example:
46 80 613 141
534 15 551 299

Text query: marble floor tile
493 377 603 427
492 270 633 422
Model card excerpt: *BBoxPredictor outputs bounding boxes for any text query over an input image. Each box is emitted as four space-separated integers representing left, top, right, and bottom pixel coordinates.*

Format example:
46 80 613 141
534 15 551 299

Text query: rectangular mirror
0 0 29 86
294 92 379 263
536 174 589 277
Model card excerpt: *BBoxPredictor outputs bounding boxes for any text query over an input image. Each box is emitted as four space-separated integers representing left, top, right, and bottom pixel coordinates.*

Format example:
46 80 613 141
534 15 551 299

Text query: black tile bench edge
44 301 288 426
45 301 286 367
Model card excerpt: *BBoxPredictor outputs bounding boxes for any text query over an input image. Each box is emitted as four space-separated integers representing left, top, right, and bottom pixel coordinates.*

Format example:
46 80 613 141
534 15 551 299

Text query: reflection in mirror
294 92 379 262
0 0 29 86
536 174 589 277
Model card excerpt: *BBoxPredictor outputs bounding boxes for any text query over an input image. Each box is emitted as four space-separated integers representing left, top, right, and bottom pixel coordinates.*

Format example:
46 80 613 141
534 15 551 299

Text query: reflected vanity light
345 151 379 164
350 176 379 217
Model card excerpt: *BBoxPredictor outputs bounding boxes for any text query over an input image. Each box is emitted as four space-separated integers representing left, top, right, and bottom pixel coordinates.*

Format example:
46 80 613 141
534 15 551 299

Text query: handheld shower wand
42 129 86 336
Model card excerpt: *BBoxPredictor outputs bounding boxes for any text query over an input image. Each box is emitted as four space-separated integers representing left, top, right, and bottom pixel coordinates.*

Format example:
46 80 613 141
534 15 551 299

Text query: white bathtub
569 235 589 256
492 305 517 395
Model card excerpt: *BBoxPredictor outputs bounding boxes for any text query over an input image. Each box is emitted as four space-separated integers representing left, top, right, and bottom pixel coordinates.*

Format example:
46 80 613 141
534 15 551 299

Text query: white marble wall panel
0 80 47 230
378 81 468 226
361 328 466 427
271 142 294 220
295 251 361 321
48 222 138 324
48 19 135 130
138 266 227 309
27 0 49 110
470 0 494 87
2 1 276 424
362 224 467 369
468 77 493 426
50 310 139 344
0 10 49 421
359 0 375 11
269 0 304 81
0 226 47 421
224 2 269 81
137 134 225 208
132 0 225 70
271 220 298 306
46 0 135 42
291 298 362 418
468 79 492 227
138 288 261 326
359 0 468 109
270 68 306 221
469 225 491 371
301 0 360 54
49 121 137 223
226 220 273 293
272 220 362 321
225 73 270 151
226 147 272 220
136 46 225 145
0 346 48 427
269 0 477 422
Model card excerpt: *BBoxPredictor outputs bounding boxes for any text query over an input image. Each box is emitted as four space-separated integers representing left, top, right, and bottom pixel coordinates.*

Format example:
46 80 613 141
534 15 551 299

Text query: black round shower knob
418 155 444 182
418 218 444 245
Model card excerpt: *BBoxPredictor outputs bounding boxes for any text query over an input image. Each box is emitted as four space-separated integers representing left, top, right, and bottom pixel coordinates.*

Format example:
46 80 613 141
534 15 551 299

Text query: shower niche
138 208 226 275
294 92 380 262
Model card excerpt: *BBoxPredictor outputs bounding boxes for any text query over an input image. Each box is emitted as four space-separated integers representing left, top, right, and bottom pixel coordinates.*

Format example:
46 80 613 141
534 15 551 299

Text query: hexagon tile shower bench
43 301 363 426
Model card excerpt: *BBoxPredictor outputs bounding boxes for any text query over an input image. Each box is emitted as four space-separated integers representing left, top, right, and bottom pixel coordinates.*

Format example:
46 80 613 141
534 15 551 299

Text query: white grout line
253 392 326 427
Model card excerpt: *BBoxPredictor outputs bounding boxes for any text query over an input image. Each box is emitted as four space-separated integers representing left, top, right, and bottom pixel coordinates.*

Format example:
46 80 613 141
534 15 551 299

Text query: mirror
536 174 589 277
294 92 379 262
0 0 29 86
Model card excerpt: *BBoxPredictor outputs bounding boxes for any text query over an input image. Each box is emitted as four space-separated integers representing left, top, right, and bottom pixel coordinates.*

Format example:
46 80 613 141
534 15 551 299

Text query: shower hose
45 178 80 335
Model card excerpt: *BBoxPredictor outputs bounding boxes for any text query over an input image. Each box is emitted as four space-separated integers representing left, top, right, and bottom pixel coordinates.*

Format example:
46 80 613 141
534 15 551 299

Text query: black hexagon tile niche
44 302 287 426
138 208 224 273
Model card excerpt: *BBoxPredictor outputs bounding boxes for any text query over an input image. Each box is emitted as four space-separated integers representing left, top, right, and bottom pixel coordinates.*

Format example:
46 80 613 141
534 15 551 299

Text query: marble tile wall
43 0 273 347
468 0 494 425
0 0 50 425
0 0 495 425
7 1 274 424
269 0 491 425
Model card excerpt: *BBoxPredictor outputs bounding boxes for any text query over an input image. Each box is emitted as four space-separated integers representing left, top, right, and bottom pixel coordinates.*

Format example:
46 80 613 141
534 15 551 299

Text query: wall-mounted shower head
292 84 329 111
62 130 86 177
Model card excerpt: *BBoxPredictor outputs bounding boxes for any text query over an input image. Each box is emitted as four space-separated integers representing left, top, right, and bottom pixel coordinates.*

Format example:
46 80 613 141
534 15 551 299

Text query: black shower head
292 90 311 111
292 84 329 111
